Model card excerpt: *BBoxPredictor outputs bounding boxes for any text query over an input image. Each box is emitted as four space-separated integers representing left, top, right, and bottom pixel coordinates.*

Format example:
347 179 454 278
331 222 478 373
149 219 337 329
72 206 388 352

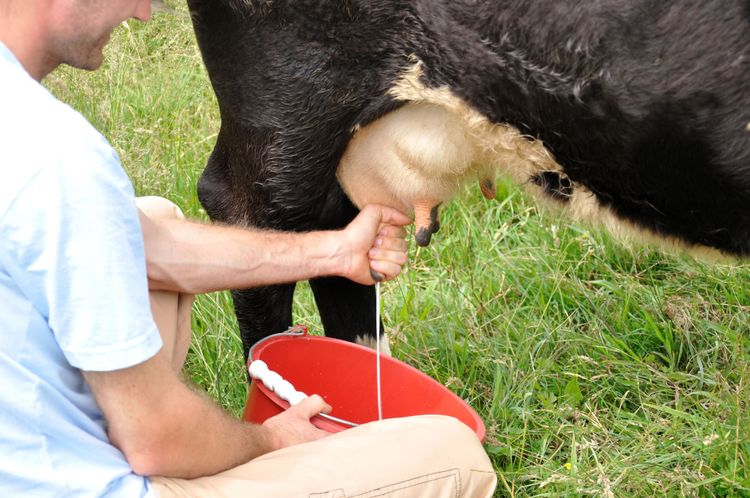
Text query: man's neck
0 2 56 81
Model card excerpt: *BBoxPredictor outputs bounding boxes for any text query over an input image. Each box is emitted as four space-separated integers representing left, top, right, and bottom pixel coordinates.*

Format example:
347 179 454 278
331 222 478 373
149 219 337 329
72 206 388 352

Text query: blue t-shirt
0 43 163 496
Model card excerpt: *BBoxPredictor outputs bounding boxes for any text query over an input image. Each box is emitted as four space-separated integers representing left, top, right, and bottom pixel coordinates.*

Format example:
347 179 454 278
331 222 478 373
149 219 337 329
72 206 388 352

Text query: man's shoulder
0 59 126 213
0 60 111 160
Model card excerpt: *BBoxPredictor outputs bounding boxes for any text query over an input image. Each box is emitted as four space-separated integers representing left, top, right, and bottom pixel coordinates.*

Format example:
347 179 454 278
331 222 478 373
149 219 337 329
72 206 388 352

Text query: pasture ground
47 2 749 496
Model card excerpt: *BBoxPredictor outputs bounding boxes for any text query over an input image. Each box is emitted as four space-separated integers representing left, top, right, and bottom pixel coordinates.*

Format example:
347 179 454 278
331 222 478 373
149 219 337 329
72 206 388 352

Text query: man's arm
87 203 411 479
84 350 332 478
139 204 411 294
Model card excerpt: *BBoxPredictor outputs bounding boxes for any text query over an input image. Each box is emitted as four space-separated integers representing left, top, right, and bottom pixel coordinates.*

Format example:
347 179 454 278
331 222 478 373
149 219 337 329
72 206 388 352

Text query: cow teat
413 201 442 246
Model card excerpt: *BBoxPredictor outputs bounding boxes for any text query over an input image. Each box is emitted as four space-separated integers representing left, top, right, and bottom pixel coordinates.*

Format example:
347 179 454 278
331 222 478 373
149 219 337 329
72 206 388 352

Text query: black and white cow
185 0 750 357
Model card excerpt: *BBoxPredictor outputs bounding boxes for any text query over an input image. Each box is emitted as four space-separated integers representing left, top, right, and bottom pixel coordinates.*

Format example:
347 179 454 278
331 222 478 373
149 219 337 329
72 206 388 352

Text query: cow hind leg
309 276 389 353
231 284 295 361
308 187 389 352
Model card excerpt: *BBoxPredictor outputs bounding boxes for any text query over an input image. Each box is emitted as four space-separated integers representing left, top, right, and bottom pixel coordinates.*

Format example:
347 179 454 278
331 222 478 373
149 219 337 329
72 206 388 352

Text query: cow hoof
356 334 392 356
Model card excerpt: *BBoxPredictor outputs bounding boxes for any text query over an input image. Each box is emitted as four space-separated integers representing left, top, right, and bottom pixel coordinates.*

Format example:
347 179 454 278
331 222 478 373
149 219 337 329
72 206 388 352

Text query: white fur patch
385 58 563 188
355 333 392 356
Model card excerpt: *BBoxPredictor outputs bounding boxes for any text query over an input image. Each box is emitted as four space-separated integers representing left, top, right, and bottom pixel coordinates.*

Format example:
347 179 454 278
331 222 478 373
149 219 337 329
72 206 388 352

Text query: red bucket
242 329 486 441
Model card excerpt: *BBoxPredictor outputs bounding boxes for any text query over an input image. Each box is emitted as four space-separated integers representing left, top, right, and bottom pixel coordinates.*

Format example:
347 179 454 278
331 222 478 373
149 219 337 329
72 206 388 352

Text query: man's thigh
151 415 497 498
136 196 194 373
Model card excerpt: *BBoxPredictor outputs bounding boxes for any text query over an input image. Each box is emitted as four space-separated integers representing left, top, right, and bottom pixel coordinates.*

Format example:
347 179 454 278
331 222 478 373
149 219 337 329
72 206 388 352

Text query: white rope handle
248 359 360 427
248 359 307 406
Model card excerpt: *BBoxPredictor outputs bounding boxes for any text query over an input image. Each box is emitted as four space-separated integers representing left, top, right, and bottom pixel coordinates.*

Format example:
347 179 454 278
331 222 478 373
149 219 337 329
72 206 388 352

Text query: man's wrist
251 422 280 454
306 230 349 279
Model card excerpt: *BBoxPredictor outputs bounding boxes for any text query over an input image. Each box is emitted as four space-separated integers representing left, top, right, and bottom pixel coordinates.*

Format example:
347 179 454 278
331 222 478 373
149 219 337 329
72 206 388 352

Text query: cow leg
231 284 296 361
199 129 389 357
306 185 384 347
309 276 380 345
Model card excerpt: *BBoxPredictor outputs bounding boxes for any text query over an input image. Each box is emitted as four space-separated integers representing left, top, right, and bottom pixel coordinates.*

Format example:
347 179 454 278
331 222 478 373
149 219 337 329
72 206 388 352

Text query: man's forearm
140 214 348 294
135 385 274 478
86 356 277 479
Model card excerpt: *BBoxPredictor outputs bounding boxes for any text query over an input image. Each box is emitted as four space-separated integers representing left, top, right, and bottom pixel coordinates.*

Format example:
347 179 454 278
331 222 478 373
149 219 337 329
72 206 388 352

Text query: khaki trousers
137 196 498 498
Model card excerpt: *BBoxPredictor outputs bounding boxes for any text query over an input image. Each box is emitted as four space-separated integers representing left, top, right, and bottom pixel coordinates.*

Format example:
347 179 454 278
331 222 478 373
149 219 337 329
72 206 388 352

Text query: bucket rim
246 328 486 440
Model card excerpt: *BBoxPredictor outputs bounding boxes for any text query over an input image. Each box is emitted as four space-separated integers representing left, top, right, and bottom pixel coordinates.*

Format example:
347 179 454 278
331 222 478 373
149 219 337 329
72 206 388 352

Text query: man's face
48 0 151 71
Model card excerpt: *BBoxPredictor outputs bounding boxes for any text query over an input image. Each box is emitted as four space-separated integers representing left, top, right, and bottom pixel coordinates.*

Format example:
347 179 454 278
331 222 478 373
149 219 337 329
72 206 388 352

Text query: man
0 0 497 497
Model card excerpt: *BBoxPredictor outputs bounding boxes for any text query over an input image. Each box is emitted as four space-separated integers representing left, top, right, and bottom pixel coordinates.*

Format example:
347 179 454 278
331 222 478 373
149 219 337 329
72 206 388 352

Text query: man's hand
340 204 411 285
262 395 333 450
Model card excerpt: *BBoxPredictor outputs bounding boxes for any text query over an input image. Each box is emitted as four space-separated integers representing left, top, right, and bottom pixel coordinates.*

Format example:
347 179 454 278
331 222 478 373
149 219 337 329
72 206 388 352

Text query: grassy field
46 3 750 496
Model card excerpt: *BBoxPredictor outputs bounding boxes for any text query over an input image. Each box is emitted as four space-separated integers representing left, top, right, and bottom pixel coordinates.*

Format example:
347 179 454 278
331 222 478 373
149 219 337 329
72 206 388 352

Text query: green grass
46 3 750 496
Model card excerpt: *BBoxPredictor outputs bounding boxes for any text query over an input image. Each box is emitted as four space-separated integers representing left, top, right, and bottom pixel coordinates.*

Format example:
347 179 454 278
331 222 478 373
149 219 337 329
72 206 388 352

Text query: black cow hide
186 0 750 356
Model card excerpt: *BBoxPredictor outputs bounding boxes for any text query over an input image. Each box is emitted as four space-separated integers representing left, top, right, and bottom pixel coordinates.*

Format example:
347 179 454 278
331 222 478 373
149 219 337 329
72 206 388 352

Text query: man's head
0 0 152 79
47 0 152 71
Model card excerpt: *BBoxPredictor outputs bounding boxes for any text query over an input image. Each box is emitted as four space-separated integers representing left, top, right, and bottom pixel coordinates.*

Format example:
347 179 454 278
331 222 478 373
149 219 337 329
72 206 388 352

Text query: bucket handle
246 325 360 428
246 325 308 366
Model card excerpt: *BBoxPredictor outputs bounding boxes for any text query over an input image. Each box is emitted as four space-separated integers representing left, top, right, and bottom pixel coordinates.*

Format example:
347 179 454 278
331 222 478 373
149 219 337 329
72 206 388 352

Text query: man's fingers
363 204 412 227
369 259 405 280
370 269 385 282
294 394 332 418
377 225 407 240
373 235 408 252
369 246 408 265
369 240 409 281
379 206 412 226
344 205 411 285
369 228 409 281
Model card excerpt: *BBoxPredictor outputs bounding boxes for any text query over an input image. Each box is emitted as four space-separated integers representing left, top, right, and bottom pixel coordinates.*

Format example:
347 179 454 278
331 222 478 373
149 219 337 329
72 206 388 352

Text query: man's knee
136 196 185 221
372 415 494 467
397 415 497 489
